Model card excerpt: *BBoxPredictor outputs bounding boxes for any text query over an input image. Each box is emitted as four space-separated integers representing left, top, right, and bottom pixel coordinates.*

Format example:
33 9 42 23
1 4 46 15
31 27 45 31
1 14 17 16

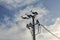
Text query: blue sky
0 0 60 40
39 0 60 26
0 0 60 25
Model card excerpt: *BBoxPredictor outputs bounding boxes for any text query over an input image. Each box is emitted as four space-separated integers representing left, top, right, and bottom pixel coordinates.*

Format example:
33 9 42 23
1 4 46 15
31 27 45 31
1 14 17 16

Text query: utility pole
32 16 35 40
21 11 40 40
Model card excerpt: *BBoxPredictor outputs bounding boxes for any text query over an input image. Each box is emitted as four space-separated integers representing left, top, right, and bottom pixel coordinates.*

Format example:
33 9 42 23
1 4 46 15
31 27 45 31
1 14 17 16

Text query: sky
0 0 60 40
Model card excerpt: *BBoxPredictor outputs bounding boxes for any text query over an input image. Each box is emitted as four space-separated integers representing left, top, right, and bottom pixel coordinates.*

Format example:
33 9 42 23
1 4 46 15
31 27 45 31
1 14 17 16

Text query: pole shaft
32 16 36 40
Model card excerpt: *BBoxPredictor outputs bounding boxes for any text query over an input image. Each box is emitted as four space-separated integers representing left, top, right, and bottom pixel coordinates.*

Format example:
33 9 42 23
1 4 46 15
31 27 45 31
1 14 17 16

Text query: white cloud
0 0 39 9
0 2 49 40
1 0 60 40
36 18 60 40
14 5 48 21
49 18 60 36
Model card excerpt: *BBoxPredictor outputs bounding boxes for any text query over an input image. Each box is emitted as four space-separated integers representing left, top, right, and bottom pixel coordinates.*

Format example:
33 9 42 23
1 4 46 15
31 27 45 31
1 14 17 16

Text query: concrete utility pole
21 11 40 40
32 15 35 40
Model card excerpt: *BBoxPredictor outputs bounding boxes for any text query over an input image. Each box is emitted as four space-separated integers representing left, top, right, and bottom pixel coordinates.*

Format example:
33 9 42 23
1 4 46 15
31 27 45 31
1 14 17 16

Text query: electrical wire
35 25 41 35
40 24 60 39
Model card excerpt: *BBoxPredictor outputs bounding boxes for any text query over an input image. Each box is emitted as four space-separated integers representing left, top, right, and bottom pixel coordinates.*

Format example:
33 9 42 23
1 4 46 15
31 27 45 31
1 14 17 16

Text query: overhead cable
40 24 60 39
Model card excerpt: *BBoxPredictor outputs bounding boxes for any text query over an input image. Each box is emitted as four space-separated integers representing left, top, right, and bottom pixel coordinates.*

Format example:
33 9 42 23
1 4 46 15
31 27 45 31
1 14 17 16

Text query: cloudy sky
0 0 60 40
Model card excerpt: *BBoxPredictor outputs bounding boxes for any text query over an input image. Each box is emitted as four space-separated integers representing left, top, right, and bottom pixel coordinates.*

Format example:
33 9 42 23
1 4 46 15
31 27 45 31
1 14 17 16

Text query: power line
40 24 60 39
21 11 60 40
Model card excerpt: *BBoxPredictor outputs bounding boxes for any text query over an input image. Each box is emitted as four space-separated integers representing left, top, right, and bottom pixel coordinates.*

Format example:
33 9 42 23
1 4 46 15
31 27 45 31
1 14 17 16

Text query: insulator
32 12 38 15
29 23 33 28
38 23 40 26
21 16 28 19
26 24 30 29
27 15 32 18
36 20 39 24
